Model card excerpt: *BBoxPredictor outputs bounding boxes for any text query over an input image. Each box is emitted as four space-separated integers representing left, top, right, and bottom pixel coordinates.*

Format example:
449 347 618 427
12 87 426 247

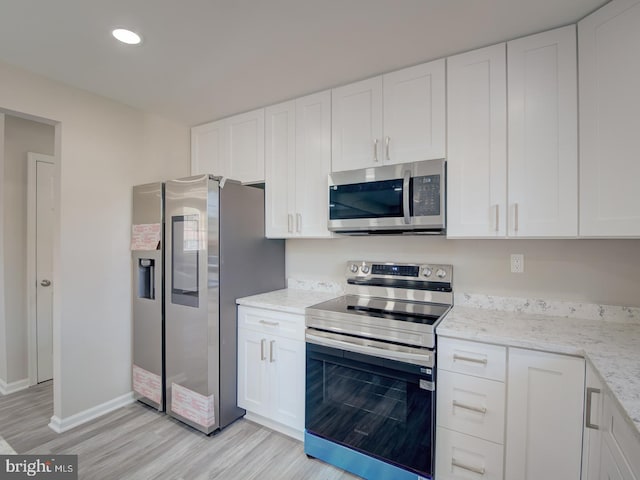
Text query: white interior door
33 154 55 383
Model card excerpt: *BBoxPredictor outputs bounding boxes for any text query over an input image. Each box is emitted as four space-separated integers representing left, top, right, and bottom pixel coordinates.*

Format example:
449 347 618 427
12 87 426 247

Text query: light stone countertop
236 288 341 315
437 305 640 440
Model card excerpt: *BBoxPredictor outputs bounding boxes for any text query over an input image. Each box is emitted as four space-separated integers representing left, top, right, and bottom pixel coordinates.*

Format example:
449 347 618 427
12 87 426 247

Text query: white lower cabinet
505 348 585 480
582 362 640 480
237 305 305 438
437 337 587 480
436 427 504 480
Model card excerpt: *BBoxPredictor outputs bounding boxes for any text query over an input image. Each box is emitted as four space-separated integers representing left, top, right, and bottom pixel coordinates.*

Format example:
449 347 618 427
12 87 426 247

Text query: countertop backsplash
455 292 640 324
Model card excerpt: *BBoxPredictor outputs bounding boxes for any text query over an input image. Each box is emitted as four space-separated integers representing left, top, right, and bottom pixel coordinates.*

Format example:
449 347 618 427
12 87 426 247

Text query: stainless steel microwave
328 159 446 235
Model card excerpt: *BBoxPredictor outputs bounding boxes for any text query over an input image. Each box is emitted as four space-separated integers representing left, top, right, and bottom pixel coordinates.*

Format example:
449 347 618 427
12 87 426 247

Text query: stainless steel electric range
304 260 453 480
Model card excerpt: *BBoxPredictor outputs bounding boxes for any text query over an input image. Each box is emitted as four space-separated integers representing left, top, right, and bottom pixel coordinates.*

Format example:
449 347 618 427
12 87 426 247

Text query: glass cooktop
308 295 450 326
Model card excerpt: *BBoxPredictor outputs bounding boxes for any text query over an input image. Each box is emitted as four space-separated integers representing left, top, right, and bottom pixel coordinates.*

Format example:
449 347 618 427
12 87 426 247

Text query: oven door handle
305 332 433 368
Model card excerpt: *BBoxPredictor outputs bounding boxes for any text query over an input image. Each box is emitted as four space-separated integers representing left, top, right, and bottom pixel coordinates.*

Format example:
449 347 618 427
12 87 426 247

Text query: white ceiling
0 0 607 126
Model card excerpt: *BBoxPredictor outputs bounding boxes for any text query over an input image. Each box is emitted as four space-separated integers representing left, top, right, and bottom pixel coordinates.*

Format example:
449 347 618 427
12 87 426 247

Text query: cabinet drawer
436 427 504 480
237 306 305 340
438 337 507 381
603 392 640 479
437 370 505 444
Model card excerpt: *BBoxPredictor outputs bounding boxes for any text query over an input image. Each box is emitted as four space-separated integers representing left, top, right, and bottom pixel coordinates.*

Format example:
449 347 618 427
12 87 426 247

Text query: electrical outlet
511 254 524 273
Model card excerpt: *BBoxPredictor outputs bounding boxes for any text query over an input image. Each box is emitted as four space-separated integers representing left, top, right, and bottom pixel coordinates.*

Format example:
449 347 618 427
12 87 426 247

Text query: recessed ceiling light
112 28 142 45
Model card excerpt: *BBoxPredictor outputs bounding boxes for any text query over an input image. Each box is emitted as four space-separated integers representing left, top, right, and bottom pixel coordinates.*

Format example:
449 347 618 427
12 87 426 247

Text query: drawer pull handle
259 320 280 327
452 458 486 475
586 387 601 430
453 354 488 365
453 400 487 414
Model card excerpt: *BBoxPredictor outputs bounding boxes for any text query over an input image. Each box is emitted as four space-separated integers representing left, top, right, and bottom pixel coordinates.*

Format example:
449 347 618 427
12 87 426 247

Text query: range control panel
345 260 453 285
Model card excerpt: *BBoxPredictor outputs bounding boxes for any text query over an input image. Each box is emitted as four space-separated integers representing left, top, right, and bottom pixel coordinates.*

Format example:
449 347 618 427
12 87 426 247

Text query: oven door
305 333 435 478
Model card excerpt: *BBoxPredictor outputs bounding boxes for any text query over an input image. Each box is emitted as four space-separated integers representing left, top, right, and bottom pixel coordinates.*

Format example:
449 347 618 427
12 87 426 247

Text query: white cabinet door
227 108 265 184
383 59 445 165
295 90 332 237
508 25 578 237
191 119 227 176
265 101 296 238
269 336 305 431
579 0 640 237
600 440 628 480
237 328 269 417
446 44 507 237
332 76 383 172
505 348 585 480
582 362 605 480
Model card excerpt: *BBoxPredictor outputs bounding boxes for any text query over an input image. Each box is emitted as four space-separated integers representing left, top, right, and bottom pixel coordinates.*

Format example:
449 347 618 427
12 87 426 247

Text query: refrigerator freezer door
132 182 164 411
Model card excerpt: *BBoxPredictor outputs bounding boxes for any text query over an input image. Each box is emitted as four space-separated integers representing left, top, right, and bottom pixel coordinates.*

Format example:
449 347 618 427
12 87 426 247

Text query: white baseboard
243 412 303 442
0 377 30 396
48 391 135 433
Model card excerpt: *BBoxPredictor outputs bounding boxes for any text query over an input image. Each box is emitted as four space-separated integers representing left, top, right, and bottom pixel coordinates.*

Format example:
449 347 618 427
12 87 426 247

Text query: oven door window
306 343 434 477
329 179 404 220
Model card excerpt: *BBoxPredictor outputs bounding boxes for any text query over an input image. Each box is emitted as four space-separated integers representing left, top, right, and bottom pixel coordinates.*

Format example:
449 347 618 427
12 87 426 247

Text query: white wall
287 236 640 307
0 59 189 419
2 115 55 384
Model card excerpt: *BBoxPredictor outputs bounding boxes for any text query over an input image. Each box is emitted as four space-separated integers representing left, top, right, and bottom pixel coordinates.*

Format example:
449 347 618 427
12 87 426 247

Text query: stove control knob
423 268 433 278
349 264 359 274
436 268 447 279
361 265 370 274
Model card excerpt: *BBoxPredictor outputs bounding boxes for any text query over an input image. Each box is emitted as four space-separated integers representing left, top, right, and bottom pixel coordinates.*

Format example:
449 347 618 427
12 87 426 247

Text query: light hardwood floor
0 382 359 480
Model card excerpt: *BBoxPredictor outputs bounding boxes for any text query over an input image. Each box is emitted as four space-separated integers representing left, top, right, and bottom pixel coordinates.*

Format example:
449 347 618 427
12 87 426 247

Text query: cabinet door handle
259 320 280 327
453 400 487 414
296 213 302 233
385 136 391 161
260 339 266 361
586 387 601 430
373 139 379 162
269 340 276 363
514 202 519 233
494 204 499 232
287 214 293 233
452 458 486 476
453 354 488 365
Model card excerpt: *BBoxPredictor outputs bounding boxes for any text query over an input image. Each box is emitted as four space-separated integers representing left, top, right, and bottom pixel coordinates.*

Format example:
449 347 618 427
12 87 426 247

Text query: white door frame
27 152 57 386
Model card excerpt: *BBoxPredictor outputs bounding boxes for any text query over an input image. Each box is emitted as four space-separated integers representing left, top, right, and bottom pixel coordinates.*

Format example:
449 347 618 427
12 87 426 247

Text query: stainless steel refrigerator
164 174 285 434
131 182 165 411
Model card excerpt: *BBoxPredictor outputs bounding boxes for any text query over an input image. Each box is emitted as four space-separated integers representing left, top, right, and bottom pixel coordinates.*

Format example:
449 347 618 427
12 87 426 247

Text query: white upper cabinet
383 60 446 165
294 91 332 237
265 101 296 238
331 59 445 172
447 26 578 238
226 109 265 184
579 0 640 237
447 44 507 238
331 76 383 172
265 91 332 238
191 119 226 178
191 108 265 184
508 25 578 237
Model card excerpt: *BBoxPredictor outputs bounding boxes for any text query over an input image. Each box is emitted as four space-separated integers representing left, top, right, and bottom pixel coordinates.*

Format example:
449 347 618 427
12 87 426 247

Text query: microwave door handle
403 170 411 224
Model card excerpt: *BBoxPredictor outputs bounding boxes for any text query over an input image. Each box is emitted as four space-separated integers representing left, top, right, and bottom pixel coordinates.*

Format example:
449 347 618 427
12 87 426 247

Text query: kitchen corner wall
286 236 640 308
0 59 190 421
